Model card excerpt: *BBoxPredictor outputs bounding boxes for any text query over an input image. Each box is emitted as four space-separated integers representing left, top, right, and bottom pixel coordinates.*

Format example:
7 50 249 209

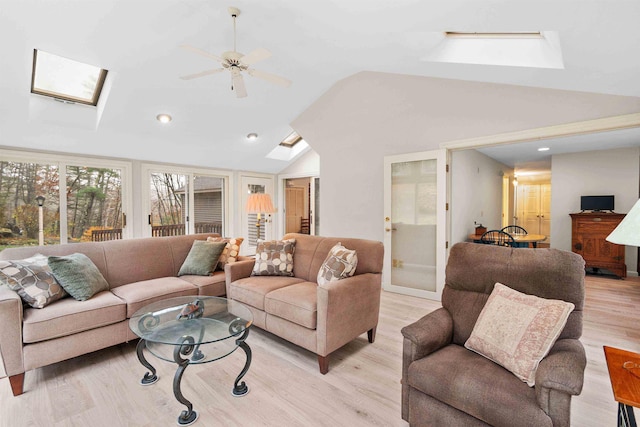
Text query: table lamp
245 193 276 240
606 198 640 246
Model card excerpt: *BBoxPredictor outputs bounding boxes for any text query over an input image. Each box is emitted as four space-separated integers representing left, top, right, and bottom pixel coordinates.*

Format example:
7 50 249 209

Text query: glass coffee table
129 296 253 426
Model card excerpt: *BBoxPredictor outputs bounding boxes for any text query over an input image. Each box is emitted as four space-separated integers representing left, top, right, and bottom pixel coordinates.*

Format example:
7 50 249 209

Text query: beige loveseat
225 233 384 374
0 233 231 396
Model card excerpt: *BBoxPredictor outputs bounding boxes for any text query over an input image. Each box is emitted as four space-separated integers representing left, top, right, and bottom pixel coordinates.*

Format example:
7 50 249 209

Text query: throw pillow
48 253 110 301
207 237 244 270
464 282 575 386
178 240 227 276
252 239 296 277
0 254 67 308
317 243 358 286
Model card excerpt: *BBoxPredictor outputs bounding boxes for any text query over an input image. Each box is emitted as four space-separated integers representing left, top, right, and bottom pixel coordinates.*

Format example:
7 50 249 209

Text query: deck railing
91 222 222 241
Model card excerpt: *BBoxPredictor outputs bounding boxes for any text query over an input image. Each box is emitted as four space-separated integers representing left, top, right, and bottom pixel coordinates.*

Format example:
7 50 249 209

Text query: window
31 49 108 106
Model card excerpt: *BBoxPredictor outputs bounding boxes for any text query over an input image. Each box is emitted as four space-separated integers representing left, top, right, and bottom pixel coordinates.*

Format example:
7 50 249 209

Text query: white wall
292 72 640 241
278 149 319 175
450 150 513 245
551 147 640 274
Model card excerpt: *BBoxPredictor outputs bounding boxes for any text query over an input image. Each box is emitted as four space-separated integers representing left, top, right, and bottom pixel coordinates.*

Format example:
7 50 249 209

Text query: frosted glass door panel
390 160 437 292
383 149 446 301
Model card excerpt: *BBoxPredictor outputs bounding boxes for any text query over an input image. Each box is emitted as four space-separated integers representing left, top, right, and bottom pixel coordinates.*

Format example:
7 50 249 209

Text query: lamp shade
245 193 276 214
606 198 640 246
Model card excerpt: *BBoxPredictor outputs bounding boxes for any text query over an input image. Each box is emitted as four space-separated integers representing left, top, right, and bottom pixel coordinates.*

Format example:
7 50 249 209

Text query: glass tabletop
129 296 253 364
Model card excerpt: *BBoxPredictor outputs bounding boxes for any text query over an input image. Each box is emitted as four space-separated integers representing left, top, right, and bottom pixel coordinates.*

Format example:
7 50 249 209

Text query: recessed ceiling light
538 147 550 152
156 113 172 123
247 133 258 141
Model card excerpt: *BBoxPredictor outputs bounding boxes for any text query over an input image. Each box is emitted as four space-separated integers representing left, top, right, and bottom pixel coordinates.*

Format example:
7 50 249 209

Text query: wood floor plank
0 274 638 426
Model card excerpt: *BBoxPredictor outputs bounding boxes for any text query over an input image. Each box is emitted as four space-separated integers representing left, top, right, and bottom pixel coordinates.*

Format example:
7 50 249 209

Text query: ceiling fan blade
240 48 272 65
179 68 225 80
180 44 225 63
231 69 247 98
247 68 292 88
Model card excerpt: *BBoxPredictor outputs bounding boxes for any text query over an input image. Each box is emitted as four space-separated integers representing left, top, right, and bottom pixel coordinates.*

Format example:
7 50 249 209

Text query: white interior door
383 149 447 300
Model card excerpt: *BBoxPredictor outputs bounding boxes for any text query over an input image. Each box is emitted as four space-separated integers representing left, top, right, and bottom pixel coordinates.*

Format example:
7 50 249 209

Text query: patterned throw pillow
464 282 575 386
251 239 296 277
317 243 358 286
207 237 244 270
0 254 67 308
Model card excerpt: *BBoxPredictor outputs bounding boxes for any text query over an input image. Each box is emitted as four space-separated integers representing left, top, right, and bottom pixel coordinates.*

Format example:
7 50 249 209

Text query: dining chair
480 230 515 247
501 225 527 235
501 225 529 247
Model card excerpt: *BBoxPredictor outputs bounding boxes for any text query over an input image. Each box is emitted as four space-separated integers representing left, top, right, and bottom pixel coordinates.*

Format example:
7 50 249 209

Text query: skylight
279 131 303 148
424 31 564 69
31 49 108 106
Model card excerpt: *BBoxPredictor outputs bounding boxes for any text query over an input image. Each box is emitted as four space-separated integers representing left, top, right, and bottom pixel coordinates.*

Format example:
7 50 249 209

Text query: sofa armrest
316 273 381 356
536 338 586 397
401 307 454 361
224 257 256 296
0 286 24 378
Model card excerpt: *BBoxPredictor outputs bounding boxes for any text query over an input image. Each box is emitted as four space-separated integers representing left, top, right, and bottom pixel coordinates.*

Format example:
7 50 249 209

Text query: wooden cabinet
570 213 626 278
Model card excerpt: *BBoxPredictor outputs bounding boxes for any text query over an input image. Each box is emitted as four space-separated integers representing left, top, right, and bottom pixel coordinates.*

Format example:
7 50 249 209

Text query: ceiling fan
180 6 291 98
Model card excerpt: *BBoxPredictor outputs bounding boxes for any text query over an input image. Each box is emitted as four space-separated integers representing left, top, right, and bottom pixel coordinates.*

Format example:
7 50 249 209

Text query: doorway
282 176 319 236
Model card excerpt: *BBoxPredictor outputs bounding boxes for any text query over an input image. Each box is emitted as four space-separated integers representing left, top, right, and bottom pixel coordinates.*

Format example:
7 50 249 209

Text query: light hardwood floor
1 274 639 426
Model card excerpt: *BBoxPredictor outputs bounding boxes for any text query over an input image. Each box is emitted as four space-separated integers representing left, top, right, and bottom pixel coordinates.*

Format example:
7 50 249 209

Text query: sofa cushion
464 282 574 386
265 282 318 329
0 254 68 308
111 277 198 317
179 271 226 296
48 253 110 301
178 240 227 276
22 291 126 343
408 344 551 427
252 239 296 277
230 276 304 310
317 243 358 286
207 237 244 270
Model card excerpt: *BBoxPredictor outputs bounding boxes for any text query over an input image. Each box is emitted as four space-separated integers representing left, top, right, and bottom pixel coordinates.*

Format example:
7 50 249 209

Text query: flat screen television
580 195 615 212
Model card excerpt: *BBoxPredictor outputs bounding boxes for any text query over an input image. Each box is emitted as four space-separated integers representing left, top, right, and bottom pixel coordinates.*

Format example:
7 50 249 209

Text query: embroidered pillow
0 254 67 308
207 237 244 270
178 240 227 276
317 243 358 285
251 239 296 277
48 253 110 301
464 282 574 386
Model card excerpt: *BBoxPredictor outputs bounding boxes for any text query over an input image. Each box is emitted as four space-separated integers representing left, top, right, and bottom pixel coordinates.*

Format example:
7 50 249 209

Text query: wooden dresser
570 212 626 278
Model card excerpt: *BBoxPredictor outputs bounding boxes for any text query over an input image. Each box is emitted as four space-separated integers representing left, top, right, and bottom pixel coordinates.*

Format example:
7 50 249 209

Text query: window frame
30 49 108 106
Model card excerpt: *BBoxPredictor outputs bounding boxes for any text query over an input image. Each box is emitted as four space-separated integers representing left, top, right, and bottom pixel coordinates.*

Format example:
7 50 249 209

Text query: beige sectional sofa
225 233 384 374
0 233 229 396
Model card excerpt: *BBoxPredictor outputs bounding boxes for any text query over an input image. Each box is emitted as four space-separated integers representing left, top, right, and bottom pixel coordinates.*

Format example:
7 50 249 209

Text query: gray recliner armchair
401 242 586 427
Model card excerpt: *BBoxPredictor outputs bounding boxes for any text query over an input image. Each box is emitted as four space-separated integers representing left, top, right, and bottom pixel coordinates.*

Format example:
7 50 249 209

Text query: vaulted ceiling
1 0 639 173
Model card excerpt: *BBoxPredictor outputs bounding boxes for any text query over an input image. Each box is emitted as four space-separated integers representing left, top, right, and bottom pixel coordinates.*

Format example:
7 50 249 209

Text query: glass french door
383 149 447 300
149 172 188 236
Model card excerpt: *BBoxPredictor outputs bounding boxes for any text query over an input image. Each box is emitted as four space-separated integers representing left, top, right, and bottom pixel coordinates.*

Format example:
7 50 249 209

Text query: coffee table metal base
135 328 252 426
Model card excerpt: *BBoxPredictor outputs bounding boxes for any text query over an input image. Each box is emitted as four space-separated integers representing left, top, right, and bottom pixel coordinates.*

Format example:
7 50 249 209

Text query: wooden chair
480 230 515 247
300 218 310 234
501 225 527 235
501 225 529 247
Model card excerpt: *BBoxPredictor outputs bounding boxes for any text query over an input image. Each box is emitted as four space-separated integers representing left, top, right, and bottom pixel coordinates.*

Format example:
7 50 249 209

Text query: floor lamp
246 193 276 241
606 198 640 271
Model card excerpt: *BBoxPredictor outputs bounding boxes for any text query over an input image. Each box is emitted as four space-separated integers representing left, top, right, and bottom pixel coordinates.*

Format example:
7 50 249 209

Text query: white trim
440 113 640 151
277 171 320 238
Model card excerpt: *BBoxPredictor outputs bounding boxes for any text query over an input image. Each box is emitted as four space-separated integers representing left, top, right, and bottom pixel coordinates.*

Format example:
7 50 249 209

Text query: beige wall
450 150 513 246
292 71 640 242
551 146 640 274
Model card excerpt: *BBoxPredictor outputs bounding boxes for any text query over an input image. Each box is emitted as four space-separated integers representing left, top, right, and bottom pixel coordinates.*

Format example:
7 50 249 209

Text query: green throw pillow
48 253 109 301
178 240 227 276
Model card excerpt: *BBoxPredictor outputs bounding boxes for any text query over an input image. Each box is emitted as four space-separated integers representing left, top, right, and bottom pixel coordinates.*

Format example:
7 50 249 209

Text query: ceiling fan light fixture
156 113 172 124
